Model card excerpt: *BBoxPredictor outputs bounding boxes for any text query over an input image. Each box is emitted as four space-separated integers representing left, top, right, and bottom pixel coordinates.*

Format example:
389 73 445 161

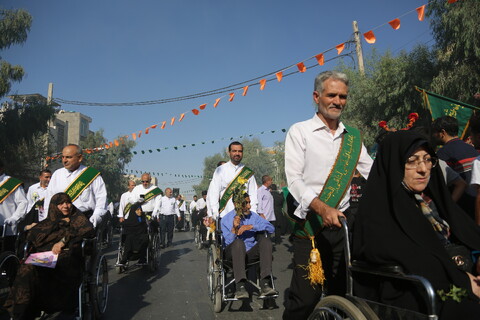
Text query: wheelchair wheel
89 254 109 318
148 233 160 272
0 251 20 306
207 244 222 312
308 295 367 320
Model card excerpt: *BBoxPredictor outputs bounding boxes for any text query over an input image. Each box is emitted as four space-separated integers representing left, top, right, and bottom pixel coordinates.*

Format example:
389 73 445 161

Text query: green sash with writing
0 177 23 204
124 187 163 215
287 125 362 238
219 166 254 213
65 167 100 202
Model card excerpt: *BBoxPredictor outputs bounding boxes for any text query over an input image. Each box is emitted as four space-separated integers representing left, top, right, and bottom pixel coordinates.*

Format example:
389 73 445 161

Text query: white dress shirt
44 165 108 223
285 114 373 219
118 190 133 218
196 198 207 211
128 184 160 212
152 196 180 217
0 174 28 234
26 182 48 220
189 200 198 212
207 161 258 219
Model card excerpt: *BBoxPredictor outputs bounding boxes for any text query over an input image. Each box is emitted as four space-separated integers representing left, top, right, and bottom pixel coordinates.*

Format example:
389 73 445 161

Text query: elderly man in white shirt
207 142 258 220
118 180 136 222
128 173 162 215
153 187 180 248
26 169 52 221
44 144 108 228
0 160 28 238
283 71 373 319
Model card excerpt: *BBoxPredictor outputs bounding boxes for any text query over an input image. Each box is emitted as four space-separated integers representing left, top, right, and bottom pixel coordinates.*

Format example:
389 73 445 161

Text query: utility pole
47 82 54 105
352 21 365 76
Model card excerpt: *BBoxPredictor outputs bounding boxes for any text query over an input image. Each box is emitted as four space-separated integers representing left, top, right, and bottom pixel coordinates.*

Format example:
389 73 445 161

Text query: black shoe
160 244 165 249
234 282 249 300
260 279 278 298
137 258 147 265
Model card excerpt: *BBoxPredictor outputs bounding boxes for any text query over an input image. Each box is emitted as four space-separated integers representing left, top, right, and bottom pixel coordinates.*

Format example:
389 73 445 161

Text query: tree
0 99 55 181
0 8 32 98
81 130 136 202
339 45 437 149
192 152 225 197
427 0 480 103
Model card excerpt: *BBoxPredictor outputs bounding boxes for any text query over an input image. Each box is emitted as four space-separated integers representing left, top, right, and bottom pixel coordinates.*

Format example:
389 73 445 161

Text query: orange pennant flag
109 142 113 148
151 124 157 129
315 54 325 66
171 117 175 126
363 30 376 44
213 98 221 108
296 62 306 73
336 43 345 55
199 103 207 110
276 72 283 82
145 128 150 134
139 131 143 138
242 85 249 96
229 92 235 102
416 5 425 21
389 18 401 30
192 109 200 115
259 79 266 90
161 121 166 129
114 140 119 147
132 133 137 140
179 113 185 121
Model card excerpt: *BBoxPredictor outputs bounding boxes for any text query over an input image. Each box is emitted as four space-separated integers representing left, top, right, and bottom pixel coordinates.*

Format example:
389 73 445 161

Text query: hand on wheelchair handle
4 217 16 225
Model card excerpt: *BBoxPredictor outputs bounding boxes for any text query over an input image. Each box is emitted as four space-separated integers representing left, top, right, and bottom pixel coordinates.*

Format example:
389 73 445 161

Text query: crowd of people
1 70 480 319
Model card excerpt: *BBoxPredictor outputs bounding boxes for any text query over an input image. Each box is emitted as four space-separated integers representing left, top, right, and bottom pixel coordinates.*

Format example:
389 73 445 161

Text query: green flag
419 87 479 139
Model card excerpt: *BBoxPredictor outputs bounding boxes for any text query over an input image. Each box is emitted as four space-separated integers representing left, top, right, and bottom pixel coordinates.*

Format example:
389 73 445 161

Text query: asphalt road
103 229 294 320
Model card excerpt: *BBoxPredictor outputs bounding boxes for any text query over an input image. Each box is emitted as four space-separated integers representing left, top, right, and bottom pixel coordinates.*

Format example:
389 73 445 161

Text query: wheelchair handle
2 222 7 238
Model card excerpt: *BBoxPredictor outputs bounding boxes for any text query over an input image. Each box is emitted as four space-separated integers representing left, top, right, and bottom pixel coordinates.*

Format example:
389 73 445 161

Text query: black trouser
270 219 281 244
159 214 175 246
283 209 352 320
224 236 273 284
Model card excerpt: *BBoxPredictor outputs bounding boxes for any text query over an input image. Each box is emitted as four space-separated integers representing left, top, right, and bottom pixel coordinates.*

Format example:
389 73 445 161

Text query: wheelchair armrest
351 260 437 316
23 241 32 260
351 260 405 275
81 237 97 257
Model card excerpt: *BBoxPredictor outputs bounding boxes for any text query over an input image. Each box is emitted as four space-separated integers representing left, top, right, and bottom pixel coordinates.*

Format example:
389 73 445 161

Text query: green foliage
192 152 225 197
427 0 480 103
437 285 467 303
0 8 32 98
339 45 437 149
81 129 136 201
0 100 55 180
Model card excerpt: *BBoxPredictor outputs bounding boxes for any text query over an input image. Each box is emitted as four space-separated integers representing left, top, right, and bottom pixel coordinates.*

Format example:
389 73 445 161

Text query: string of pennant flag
46 127 287 164
48 0 460 160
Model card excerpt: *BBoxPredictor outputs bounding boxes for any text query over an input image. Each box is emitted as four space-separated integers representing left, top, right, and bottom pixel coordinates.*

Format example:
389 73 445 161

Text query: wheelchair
207 229 278 313
19 235 108 319
0 223 21 311
308 217 439 320
115 218 161 274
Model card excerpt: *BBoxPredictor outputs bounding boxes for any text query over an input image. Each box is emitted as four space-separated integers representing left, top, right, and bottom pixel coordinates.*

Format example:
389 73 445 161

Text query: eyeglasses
405 155 438 169
141 180 150 183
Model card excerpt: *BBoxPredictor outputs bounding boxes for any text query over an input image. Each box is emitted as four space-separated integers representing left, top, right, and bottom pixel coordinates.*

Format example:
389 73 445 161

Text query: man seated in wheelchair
118 203 149 266
5 192 95 319
220 190 278 299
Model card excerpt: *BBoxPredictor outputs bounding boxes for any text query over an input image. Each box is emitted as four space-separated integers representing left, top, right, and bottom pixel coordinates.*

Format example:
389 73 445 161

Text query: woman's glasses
405 155 438 169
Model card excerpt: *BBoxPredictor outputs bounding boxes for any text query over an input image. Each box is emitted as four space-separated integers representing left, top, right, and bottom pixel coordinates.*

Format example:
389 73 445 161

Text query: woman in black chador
353 130 480 319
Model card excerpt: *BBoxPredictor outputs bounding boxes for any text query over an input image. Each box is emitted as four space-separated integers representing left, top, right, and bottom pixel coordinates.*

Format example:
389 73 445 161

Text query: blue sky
2 0 433 198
